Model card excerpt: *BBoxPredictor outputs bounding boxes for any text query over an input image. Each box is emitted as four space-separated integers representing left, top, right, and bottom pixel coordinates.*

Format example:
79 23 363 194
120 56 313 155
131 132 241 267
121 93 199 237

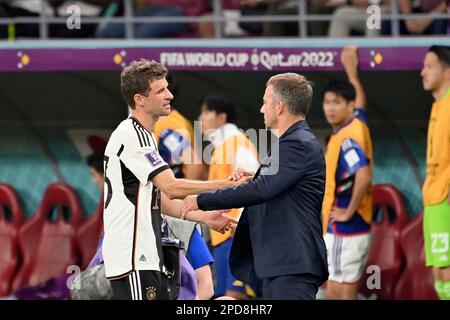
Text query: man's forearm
343 58 366 109
198 179 273 211
346 185 368 217
348 75 366 109
167 179 235 200
162 193 208 224
346 169 371 216
195 266 214 300
341 46 366 109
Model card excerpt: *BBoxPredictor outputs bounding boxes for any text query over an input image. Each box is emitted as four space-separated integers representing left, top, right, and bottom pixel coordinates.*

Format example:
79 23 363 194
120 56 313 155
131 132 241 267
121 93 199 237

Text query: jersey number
151 188 161 212
431 233 449 254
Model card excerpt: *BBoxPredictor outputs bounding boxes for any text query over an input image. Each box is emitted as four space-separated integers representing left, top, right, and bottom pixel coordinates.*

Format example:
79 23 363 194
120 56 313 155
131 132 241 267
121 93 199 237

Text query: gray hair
266 73 313 116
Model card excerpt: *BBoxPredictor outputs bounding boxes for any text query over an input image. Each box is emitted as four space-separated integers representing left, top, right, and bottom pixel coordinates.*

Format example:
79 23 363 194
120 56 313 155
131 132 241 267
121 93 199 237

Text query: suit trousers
262 273 321 300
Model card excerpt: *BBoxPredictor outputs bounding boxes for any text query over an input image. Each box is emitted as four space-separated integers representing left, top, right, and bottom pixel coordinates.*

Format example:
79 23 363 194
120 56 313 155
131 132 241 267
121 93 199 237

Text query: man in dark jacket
181 73 328 300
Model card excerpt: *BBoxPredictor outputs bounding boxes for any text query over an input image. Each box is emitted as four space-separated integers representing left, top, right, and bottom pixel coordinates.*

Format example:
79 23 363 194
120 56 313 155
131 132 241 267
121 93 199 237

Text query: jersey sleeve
119 127 170 185
355 108 368 124
339 138 370 176
186 228 214 270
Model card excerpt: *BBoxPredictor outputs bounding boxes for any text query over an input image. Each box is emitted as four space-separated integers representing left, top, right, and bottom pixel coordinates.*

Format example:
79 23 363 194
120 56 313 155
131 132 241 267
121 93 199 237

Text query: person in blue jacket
181 73 328 300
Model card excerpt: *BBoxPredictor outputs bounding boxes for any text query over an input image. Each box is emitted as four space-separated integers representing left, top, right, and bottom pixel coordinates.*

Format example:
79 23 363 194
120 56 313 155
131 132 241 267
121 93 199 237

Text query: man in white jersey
103 59 238 300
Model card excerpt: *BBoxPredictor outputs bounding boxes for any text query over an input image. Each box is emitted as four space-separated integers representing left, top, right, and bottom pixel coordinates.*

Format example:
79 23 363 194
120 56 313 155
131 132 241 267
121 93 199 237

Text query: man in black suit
181 73 328 299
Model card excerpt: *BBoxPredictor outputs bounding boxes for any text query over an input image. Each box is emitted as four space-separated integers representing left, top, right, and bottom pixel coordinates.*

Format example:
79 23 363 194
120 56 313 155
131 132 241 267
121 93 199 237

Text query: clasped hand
179 168 253 232
180 195 237 234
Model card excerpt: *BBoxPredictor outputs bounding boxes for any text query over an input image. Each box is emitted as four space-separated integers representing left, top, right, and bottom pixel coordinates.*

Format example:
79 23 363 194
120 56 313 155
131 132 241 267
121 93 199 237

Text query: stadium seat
393 215 438 300
0 184 24 297
77 196 103 270
11 183 83 293
359 184 409 299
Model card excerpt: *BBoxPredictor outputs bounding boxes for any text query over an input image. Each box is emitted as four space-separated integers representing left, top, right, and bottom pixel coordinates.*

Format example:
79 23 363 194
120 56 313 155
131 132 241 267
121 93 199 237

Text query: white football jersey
102 116 169 279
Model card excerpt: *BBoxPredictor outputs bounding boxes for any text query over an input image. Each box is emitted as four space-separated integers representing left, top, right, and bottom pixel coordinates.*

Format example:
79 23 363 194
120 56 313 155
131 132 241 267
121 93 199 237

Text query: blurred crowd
0 0 448 39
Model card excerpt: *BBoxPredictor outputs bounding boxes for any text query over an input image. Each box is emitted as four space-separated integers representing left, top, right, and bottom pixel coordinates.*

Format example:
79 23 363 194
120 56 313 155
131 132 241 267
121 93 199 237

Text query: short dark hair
324 79 356 102
86 149 105 175
429 45 450 68
200 93 239 124
266 73 313 116
120 59 168 109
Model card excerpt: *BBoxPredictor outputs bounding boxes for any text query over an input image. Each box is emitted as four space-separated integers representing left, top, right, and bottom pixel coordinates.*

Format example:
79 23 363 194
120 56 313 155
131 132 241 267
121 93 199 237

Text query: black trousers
262 273 321 300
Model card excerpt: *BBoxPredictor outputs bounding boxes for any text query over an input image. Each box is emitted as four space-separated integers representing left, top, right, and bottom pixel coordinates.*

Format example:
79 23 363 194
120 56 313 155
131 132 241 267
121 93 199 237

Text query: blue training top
327 108 371 235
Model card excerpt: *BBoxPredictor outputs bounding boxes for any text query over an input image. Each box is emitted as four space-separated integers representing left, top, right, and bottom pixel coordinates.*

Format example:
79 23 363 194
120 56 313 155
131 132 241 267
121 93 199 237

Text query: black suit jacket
198 120 328 284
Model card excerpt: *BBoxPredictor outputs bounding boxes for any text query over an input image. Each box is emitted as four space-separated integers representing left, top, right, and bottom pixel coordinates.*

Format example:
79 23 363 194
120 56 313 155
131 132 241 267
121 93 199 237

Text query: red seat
77 196 103 270
393 215 438 300
11 183 83 293
0 184 24 297
222 0 241 9
359 184 409 299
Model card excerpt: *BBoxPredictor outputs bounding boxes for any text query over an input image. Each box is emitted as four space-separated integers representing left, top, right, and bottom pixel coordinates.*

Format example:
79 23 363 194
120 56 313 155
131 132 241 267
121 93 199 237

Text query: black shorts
110 270 170 300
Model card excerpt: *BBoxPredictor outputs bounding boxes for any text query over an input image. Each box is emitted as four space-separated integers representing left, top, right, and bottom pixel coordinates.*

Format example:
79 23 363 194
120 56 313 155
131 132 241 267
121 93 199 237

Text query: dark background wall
0 70 433 128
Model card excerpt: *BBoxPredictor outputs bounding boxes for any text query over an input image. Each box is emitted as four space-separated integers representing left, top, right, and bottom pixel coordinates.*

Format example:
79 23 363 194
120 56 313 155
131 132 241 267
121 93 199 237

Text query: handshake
180 168 255 234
